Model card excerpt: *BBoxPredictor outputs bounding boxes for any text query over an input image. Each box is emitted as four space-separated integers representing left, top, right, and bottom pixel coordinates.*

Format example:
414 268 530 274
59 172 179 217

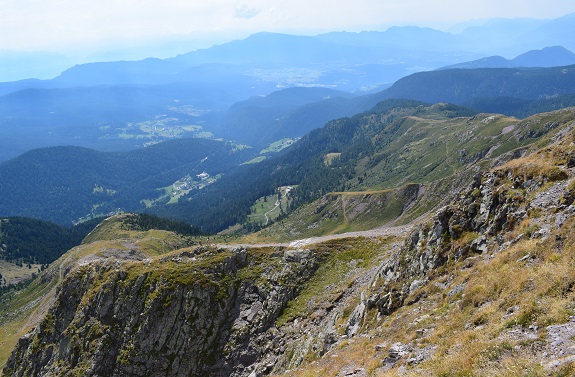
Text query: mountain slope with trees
218 87 355 145
3 97 574 234
152 101 575 233
0 138 254 225
0 217 103 265
380 64 575 117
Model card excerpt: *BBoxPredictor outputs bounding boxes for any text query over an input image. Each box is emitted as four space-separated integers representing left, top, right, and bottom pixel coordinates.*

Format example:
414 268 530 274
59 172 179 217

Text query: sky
1 0 575 55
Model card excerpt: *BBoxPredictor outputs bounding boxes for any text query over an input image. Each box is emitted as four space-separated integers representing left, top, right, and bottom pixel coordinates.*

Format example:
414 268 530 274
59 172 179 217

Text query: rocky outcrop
3 246 319 377
366 159 573 319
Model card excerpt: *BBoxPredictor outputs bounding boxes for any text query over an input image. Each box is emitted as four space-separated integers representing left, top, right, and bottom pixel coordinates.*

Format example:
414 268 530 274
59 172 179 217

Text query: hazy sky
1 0 575 53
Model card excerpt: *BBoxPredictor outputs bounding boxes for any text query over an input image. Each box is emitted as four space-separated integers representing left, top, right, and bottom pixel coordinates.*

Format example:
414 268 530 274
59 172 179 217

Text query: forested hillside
219 87 354 145
0 217 103 264
0 213 203 292
4 97 574 234
0 138 254 225
152 100 575 233
380 64 575 116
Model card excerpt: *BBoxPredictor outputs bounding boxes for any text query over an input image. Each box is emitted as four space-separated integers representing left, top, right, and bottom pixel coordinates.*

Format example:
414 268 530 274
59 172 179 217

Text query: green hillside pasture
246 186 294 227
253 184 420 242
0 260 42 286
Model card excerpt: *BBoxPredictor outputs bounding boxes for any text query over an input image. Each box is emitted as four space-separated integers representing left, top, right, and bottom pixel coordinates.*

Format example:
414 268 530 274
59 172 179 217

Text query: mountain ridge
380 64 575 117
439 46 575 70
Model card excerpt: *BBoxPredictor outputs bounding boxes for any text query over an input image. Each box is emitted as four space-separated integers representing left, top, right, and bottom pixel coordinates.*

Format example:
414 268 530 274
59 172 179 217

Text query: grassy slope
249 186 417 242
0 261 42 285
350 108 573 190
276 236 397 328
272 228 575 376
247 108 575 243
246 186 293 227
270 110 575 376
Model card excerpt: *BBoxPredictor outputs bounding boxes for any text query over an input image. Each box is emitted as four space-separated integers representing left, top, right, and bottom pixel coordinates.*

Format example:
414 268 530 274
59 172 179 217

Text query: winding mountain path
263 199 280 226
218 223 415 249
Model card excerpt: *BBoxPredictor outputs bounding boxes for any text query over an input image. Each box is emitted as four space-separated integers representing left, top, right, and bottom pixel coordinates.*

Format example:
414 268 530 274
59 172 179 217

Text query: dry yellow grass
273 211 575 377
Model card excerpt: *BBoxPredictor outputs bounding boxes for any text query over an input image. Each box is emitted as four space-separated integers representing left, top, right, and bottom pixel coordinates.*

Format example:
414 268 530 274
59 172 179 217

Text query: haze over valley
2 2 575 376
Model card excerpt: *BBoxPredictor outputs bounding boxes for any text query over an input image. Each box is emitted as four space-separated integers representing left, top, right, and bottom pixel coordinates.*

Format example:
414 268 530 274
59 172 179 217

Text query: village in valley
167 171 221 204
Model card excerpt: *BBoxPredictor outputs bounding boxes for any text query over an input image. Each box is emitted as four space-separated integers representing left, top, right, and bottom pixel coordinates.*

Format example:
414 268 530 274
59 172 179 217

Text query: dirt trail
218 223 416 250
263 200 280 226
286 224 414 248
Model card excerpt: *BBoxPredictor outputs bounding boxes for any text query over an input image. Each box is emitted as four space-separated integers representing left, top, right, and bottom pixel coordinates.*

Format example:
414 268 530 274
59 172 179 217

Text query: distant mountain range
219 63 575 146
0 14 575 160
0 50 76 83
439 46 575 69
3 12 575 86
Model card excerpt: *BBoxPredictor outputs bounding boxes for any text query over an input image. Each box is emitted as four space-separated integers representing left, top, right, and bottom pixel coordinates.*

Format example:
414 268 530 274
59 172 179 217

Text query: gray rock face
367 163 572 320
384 342 410 367
345 301 366 337
3 247 320 377
544 319 575 369
337 366 367 376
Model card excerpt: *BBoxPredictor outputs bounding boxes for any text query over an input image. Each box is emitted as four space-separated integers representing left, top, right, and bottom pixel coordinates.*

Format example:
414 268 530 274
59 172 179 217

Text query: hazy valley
2 11 575 377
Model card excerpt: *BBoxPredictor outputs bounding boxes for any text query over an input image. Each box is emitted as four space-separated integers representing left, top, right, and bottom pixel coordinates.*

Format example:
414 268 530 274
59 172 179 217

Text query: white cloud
234 2 261 19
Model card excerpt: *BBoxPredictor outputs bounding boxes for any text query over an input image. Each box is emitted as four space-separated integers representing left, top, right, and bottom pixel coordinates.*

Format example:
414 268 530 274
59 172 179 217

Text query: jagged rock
338 366 367 376
376 291 402 316
283 249 312 263
405 345 437 367
409 279 424 294
366 293 380 309
470 235 488 254
346 301 366 337
502 325 539 343
383 343 410 368
486 204 509 235
544 320 575 369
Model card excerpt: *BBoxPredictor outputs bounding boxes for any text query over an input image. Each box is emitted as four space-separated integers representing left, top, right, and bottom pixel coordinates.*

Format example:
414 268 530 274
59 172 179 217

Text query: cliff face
3 246 319 377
